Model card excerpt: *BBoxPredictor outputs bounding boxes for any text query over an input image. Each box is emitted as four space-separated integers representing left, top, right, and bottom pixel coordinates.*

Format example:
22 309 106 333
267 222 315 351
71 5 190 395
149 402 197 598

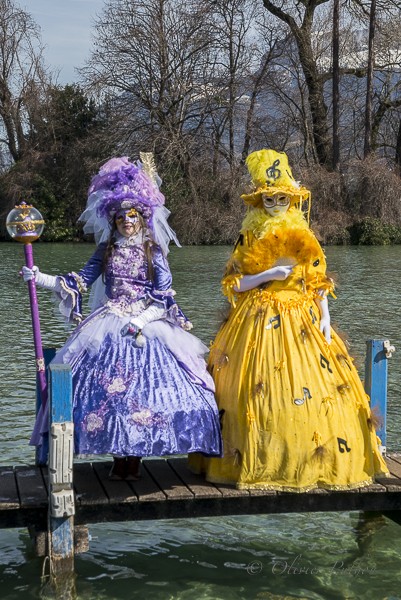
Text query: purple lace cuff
56 272 86 323
148 286 174 306
148 287 192 330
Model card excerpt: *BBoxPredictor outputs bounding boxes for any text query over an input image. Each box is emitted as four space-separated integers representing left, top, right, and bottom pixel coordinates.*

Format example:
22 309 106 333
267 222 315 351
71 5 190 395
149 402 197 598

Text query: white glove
21 266 35 281
315 292 331 344
130 303 165 329
21 266 59 290
234 265 294 292
120 303 165 347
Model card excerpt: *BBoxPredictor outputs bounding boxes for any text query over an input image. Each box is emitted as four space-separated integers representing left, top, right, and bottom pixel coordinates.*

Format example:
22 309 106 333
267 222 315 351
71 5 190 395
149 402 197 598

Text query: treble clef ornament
266 159 281 182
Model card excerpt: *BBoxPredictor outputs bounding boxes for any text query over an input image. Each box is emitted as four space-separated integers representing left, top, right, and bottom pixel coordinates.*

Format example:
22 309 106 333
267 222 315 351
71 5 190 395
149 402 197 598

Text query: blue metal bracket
364 339 394 455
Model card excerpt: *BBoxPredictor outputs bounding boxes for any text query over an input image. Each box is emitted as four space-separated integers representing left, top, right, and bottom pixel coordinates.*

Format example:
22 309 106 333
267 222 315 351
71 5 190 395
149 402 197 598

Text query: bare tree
364 0 376 156
0 0 50 163
261 0 333 167
83 0 216 166
83 0 285 193
343 1 401 158
332 0 340 169
240 26 285 163
199 0 266 173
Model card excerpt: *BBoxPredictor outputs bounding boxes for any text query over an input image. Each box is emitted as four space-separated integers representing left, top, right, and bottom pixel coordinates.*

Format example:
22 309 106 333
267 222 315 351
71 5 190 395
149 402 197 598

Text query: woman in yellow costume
190 149 388 491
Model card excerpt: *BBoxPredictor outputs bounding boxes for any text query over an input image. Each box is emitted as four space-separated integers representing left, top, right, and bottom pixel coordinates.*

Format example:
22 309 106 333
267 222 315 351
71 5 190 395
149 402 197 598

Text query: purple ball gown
31 234 222 458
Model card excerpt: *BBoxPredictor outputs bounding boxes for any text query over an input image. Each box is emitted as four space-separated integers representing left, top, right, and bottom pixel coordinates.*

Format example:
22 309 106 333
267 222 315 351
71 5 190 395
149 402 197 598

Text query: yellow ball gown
190 207 388 490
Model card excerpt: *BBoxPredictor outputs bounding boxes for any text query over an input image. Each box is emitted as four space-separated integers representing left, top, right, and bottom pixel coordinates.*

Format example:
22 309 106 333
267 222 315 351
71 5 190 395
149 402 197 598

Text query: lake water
1 242 401 600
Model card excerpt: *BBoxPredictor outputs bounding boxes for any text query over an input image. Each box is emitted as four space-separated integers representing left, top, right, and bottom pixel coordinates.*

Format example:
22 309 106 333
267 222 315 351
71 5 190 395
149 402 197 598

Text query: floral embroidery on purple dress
31 233 222 460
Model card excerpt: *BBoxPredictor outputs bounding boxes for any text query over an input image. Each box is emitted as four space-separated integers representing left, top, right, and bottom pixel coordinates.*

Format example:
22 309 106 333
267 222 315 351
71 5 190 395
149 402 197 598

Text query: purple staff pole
23 242 48 405
6 202 47 408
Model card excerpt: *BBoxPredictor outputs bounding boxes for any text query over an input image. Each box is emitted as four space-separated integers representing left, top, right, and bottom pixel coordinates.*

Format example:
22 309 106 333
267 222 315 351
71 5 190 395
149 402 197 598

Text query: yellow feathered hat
241 149 310 208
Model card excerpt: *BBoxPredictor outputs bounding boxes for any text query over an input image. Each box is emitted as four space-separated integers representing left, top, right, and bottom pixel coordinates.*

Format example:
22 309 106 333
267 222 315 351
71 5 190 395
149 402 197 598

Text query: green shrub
349 217 401 245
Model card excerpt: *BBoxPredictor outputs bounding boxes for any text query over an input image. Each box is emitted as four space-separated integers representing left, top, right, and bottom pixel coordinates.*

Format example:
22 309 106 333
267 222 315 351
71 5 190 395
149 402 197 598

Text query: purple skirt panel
31 309 222 458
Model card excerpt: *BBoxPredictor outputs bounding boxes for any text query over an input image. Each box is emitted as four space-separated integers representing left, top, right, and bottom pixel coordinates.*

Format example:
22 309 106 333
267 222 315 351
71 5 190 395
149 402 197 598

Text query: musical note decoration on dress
294 387 312 405
337 437 351 453
320 353 333 373
265 315 281 330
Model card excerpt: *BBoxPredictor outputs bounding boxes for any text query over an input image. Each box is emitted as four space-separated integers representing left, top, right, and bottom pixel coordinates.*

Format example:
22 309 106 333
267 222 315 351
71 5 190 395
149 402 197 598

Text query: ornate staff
6 202 47 404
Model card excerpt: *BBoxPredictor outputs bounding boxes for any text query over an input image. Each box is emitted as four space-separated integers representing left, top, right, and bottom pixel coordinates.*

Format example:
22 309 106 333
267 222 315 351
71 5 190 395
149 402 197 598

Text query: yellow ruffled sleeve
303 231 335 297
222 272 243 306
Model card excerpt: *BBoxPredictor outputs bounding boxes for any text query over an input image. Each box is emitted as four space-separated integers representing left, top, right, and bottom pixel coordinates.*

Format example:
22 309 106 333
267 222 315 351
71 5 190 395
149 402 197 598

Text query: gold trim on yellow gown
189 208 389 490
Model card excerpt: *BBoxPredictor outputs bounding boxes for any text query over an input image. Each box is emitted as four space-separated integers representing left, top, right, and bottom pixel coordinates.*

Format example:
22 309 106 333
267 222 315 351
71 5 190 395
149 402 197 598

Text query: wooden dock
2 455 401 534
0 338 396 581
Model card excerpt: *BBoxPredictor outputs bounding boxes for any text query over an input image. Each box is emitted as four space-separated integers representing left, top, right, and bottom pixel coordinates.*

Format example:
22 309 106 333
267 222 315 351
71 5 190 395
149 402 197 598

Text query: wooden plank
15 466 47 508
214 483 250 498
144 459 193 500
167 458 222 498
386 456 401 476
380 455 401 491
4 457 401 529
92 462 138 504
126 460 167 503
375 476 401 492
74 463 108 506
384 457 401 480
360 483 387 493
74 459 167 522
376 458 401 491
0 467 20 509
387 454 401 468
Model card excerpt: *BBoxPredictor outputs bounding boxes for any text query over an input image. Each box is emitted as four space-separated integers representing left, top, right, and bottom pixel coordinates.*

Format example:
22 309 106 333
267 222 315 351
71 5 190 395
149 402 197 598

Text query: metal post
48 363 75 580
35 348 56 466
364 339 394 455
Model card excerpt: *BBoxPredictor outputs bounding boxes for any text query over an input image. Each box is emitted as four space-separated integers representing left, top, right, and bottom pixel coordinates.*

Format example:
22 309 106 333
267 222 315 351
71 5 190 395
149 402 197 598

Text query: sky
26 0 105 84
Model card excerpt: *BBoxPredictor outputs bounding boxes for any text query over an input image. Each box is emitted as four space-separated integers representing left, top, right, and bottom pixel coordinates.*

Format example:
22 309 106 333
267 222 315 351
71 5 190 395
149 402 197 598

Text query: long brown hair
102 213 155 281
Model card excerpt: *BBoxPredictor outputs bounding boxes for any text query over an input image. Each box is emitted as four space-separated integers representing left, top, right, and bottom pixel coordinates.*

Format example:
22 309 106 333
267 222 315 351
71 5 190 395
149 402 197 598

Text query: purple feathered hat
88 156 164 221
79 155 179 253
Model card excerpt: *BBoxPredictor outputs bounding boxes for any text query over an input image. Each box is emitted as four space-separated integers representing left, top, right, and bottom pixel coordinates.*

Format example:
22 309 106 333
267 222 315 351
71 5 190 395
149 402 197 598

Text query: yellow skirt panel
189 289 388 490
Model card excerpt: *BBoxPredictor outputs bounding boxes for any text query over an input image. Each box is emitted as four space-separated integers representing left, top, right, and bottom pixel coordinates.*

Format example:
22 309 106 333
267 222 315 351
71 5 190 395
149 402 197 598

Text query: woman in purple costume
23 156 222 480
